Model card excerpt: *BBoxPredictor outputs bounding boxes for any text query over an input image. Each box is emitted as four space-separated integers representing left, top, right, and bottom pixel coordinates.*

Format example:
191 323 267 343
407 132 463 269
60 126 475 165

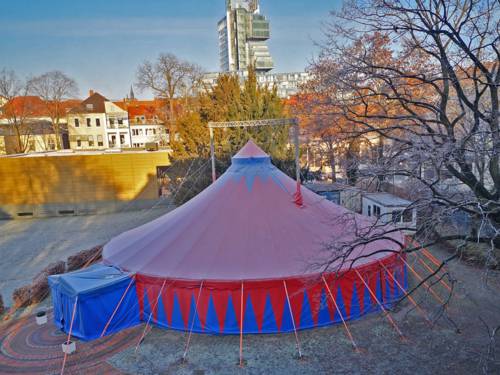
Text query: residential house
0 96 75 154
67 91 131 149
362 192 416 233
124 102 169 148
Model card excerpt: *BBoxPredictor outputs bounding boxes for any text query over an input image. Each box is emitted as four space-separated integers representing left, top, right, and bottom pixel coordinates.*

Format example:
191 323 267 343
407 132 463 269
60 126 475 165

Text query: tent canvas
48 264 140 341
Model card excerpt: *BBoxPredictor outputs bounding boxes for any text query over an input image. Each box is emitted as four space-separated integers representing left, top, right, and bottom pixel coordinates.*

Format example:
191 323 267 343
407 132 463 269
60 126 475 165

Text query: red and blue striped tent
102 140 406 335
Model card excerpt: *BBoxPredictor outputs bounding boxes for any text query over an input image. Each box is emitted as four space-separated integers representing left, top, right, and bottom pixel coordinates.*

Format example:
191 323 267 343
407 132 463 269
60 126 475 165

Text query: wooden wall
0 151 170 218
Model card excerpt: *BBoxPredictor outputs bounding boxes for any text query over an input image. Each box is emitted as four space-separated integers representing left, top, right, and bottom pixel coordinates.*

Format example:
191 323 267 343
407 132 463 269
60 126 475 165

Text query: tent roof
233 139 269 158
103 141 402 281
48 264 131 297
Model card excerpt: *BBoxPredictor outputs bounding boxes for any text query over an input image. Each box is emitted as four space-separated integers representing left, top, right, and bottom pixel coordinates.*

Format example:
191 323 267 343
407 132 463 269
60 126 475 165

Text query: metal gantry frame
207 118 300 183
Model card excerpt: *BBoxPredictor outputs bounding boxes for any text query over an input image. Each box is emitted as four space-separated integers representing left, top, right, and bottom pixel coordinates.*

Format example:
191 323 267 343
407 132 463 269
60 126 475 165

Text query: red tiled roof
68 92 108 114
0 96 82 119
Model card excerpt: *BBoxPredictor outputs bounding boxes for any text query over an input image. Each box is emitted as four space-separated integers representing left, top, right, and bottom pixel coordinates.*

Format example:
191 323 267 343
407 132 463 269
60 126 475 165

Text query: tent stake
354 270 405 340
283 280 303 359
322 276 358 351
182 280 204 361
100 276 135 338
135 280 167 353
60 296 78 375
239 281 244 367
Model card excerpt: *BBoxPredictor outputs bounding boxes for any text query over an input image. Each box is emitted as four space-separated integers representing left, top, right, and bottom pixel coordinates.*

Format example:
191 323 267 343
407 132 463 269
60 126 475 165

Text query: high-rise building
218 0 273 72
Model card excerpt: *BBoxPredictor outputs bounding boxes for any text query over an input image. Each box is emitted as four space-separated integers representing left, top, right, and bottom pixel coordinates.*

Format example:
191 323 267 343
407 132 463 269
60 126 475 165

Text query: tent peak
233 139 269 159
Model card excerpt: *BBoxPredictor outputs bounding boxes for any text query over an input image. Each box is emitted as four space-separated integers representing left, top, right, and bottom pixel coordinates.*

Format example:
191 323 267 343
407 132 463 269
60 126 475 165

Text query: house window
74 118 79 127
120 134 126 145
368 205 371 217
403 209 413 223
110 118 115 125
86 118 91 127
392 210 402 224
97 135 103 147
152 129 156 135
373 205 381 218
118 119 123 125
96 118 101 127
132 129 139 136
88 135 94 147
76 137 81 147
48 138 56 150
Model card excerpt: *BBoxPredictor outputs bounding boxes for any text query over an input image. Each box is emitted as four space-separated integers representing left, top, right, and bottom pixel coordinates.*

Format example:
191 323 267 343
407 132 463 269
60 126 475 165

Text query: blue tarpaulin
48 264 140 341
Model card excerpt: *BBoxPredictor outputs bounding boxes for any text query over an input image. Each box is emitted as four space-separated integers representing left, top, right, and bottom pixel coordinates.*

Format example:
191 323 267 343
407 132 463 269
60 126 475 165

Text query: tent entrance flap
49 264 140 341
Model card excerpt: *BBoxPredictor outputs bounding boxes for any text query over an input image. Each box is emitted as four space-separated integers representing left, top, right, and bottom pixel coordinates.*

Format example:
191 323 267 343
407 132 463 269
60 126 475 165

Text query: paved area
0 310 141 374
0 205 172 306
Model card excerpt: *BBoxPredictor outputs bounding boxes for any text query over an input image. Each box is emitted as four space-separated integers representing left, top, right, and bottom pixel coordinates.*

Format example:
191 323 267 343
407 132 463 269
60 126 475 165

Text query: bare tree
28 71 78 149
310 0 499 251
135 53 204 131
0 68 33 153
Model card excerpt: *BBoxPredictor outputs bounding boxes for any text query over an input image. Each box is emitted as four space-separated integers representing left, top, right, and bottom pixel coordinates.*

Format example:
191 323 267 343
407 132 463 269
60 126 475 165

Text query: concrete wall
0 151 170 219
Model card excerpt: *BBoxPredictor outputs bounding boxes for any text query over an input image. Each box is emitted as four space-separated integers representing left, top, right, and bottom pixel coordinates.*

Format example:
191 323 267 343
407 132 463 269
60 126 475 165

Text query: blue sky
0 0 338 99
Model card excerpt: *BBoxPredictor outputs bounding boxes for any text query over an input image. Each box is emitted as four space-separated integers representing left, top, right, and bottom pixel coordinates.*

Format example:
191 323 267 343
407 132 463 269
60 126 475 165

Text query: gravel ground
109 246 500 375
1 210 499 374
0 205 172 306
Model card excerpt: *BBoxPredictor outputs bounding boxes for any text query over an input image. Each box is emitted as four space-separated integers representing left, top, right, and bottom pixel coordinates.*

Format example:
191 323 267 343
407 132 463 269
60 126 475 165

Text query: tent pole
378 261 432 326
60 296 78 375
100 276 136 338
209 127 216 183
283 280 303 359
321 276 358 351
135 280 167 353
183 280 204 362
354 270 405 340
239 281 244 367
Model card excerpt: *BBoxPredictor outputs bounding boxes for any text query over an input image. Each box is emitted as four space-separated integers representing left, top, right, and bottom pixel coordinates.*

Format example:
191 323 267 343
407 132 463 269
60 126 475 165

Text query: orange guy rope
100 276 135 338
283 280 303 359
354 270 405 340
415 256 452 292
399 256 444 304
135 280 167 353
321 276 358 350
60 296 78 375
378 262 432 325
182 280 205 361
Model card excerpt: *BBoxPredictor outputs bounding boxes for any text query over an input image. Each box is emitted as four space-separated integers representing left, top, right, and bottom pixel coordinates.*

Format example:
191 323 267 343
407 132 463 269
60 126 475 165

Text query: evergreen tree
168 66 294 204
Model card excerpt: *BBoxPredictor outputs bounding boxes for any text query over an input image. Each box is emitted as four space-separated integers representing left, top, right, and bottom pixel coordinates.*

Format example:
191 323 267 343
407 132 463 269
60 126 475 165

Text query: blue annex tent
48 264 140 341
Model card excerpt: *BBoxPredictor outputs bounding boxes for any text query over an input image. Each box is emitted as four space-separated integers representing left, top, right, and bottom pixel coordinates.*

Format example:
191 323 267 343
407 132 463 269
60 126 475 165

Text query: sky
0 0 339 99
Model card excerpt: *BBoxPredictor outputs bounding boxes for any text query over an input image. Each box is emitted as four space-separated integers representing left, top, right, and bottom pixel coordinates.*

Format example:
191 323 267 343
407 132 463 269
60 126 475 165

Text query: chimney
89 89 94 97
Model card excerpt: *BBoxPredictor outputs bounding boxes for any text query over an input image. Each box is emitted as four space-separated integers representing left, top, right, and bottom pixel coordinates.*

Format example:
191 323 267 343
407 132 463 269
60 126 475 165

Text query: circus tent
51 140 406 340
